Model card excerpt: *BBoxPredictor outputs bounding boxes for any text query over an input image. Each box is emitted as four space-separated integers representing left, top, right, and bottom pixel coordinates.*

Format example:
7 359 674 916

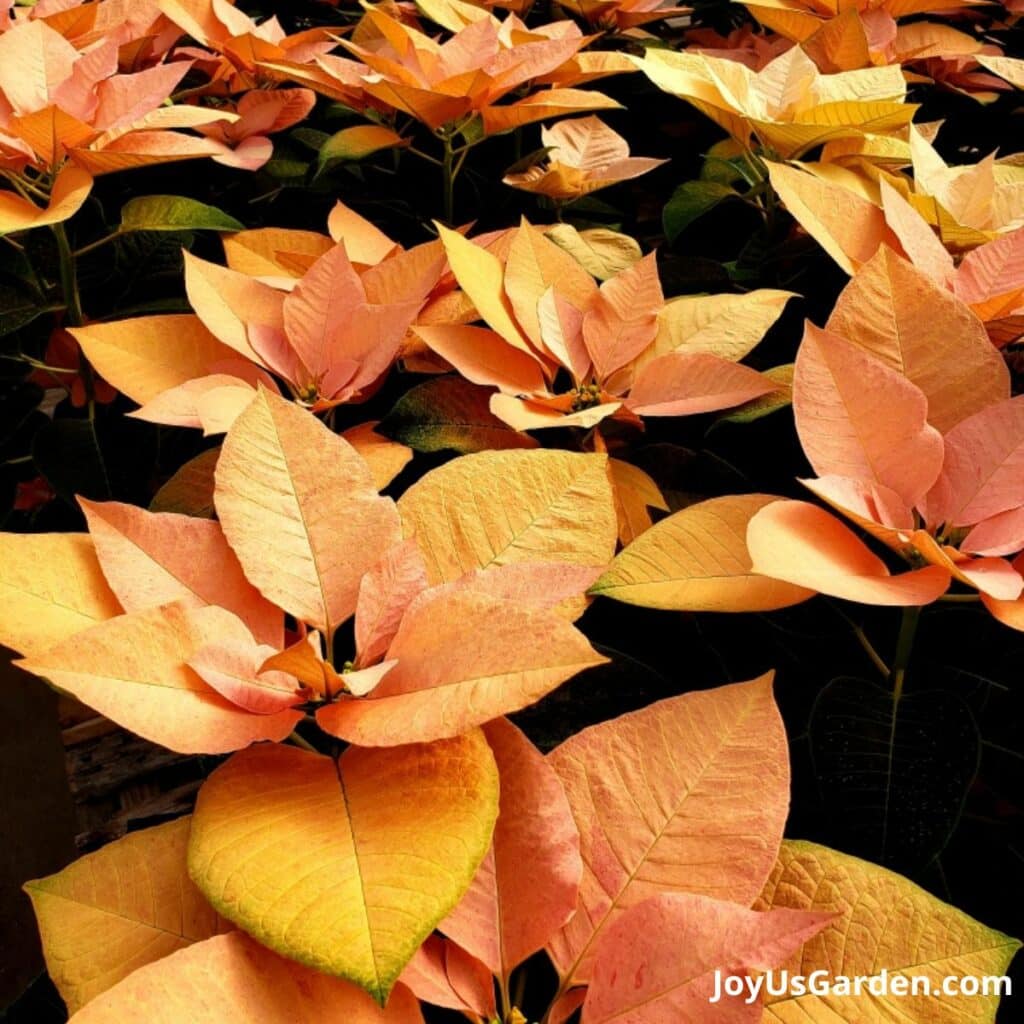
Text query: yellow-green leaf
187 734 499 1004
319 125 409 172
717 363 793 424
756 840 1021 1022
25 818 229 1014
119 195 245 233
591 494 814 611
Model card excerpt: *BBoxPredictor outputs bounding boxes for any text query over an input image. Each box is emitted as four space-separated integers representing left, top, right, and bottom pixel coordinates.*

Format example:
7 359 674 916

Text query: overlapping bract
634 45 915 159
769 124 1024 283
31 668 1014 1022
7 389 609 753
265 3 624 135
418 218 789 431
503 116 666 201
6 0 1023 1021
747 248 1024 616
71 209 448 426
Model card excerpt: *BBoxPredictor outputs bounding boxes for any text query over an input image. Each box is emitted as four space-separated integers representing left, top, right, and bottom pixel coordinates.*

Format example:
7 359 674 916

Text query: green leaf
504 146 555 177
379 376 538 454
458 115 485 146
150 448 219 518
317 125 408 175
716 364 793 425
0 280 51 336
663 181 738 243
119 196 244 234
699 139 749 187
291 127 331 153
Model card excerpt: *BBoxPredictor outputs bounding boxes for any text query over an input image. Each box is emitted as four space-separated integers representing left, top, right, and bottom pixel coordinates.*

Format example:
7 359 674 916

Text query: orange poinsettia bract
275 4 623 134
740 0 987 49
556 0 690 31
418 219 791 431
158 0 337 93
746 247 1024 622
503 116 667 201
0 18 230 180
769 124 1024 270
4 389 607 754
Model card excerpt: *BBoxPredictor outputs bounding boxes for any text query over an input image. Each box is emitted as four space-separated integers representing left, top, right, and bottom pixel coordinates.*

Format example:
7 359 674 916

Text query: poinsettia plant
3 0 1024 1019
596 247 1024 621
22 670 1019 1023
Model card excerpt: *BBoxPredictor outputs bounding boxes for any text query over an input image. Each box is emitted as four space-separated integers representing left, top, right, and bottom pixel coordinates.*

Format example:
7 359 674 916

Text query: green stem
406 145 443 168
889 605 921 704
3 170 49 202
52 221 96 415
286 731 318 754
52 222 83 326
442 132 456 225
853 622 890 678
74 230 121 258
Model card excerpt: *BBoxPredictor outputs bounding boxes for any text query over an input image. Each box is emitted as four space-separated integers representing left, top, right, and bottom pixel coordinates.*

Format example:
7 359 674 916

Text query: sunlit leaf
25 819 229 1015
547 674 790 985
756 840 1021 1022
188 734 499 1003
68 932 425 1024
0 533 121 658
17 602 301 753
440 718 582 975
214 388 400 634
593 494 814 611
398 450 617 585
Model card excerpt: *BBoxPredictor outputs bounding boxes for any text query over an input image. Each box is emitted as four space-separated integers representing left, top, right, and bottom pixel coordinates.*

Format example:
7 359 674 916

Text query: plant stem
406 145 443 167
853 622 890 678
442 132 456 225
286 731 318 754
52 222 83 326
889 605 921 704
74 230 121 258
52 220 97 414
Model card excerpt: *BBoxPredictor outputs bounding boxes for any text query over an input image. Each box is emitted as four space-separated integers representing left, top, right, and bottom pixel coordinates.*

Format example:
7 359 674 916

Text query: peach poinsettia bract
418 219 792 431
503 115 667 202
593 249 1024 622
0 19 225 184
3 389 610 753
739 0 987 51
774 163 1024 347
768 124 1024 279
69 217 450 430
25 673 837 1022
158 0 338 94
745 247 1024 619
29 669 1014 1021
270 4 623 135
